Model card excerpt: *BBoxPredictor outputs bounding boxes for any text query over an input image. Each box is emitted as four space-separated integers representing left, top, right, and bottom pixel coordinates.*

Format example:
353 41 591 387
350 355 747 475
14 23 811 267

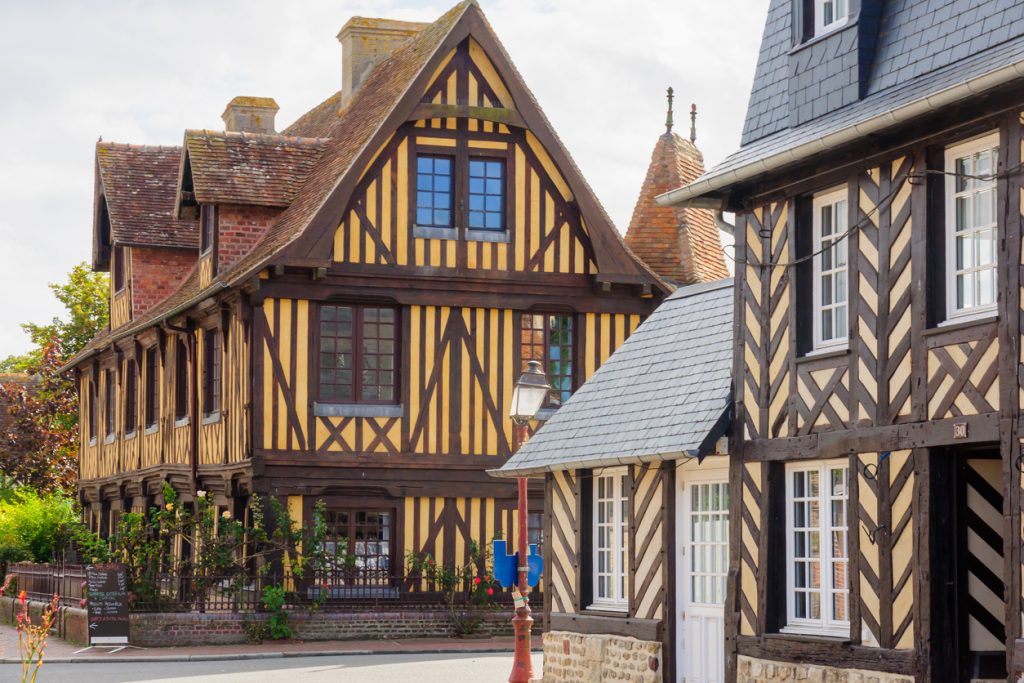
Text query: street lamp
507 360 550 683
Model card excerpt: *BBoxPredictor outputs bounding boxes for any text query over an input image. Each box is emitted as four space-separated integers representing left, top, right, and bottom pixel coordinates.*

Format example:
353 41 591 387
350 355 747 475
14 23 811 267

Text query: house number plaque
953 422 968 439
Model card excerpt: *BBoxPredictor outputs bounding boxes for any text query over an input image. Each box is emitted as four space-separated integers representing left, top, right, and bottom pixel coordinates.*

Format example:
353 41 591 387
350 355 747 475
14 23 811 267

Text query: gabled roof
663 1 1024 208
94 143 199 253
494 278 733 477
67 0 664 371
180 130 328 210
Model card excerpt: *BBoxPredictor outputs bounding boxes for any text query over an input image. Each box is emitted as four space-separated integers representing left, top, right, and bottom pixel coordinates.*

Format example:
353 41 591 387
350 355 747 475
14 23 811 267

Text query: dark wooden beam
409 103 526 128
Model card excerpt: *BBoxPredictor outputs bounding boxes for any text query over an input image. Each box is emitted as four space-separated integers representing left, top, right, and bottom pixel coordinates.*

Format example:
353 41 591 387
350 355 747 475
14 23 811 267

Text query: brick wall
0 596 88 646
131 247 195 318
541 630 662 683
129 608 515 647
217 204 279 273
737 656 913 683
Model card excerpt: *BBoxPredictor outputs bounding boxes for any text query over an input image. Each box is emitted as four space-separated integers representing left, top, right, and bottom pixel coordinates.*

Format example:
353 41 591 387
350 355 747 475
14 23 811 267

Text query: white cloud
0 0 766 358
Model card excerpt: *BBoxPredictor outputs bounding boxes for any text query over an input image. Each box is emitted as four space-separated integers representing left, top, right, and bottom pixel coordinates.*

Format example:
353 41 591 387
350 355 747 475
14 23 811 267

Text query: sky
0 0 767 360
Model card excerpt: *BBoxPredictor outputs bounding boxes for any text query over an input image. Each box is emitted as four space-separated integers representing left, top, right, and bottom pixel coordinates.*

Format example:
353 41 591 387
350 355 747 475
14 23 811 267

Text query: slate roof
742 0 1024 145
182 130 328 209
495 278 733 477
666 30 1024 206
95 143 199 249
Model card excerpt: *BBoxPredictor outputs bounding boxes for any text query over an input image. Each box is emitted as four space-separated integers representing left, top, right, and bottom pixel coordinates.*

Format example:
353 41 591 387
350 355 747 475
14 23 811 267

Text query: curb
0 645 540 664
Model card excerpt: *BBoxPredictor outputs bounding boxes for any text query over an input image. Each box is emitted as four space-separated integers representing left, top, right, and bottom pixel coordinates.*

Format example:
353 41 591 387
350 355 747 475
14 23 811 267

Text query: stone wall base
541 630 662 682
129 609 515 647
737 655 914 683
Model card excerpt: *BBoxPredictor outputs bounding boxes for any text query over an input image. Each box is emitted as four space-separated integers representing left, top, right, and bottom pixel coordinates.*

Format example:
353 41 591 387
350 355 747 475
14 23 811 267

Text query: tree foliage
0 263 108 492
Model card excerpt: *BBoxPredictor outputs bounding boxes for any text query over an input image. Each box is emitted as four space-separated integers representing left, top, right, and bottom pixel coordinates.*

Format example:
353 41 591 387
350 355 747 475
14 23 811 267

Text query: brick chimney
337 17 428 109
222 96 279 134
625 96 728 285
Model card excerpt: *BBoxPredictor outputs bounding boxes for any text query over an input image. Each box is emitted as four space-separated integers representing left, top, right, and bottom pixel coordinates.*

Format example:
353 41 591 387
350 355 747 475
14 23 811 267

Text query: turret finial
690 103 697 143
665 87 674 134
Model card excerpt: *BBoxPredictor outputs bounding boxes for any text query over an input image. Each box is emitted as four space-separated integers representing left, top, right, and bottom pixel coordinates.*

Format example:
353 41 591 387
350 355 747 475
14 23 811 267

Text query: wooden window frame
104 368 116 439
202 328 222 418
784 459 850 638
320 508 396 584
811 187 849 351
201 204 218 255
113 246 126 293
144 346 159 430
315 303 401 406
124 358 138 436
944 131 1000 323
520 312 576 407
413 153 455 230
588 466 629 612
410 140 513 238
174 337 189 422
88 373 98 444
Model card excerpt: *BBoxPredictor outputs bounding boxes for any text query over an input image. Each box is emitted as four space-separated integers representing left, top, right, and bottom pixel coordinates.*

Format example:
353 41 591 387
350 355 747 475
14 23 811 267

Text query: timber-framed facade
67 1 665 593
665 2 1024 682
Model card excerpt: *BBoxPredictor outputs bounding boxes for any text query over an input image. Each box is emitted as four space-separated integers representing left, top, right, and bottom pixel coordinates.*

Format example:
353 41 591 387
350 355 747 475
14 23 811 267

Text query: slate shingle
496 279 733 476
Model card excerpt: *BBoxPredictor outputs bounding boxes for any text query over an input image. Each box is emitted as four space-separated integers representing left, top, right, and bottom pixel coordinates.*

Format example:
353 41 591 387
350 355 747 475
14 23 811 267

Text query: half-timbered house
64 1 666 594
495 111 732 683
661 2 1024 682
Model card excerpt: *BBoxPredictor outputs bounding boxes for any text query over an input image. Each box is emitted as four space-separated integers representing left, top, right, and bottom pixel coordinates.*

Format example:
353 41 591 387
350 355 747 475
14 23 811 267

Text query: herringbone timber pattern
742 212 765 440
856 168 881 425
885 158 914 423
858 452 883 647
739 461 762 636
965 459 1006 651
630 463 665 620
889 450 915 649
766 202 791 438
549 470 578 613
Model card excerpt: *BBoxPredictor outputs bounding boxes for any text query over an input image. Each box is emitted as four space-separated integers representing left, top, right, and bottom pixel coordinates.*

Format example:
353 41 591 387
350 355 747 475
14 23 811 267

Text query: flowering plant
15 591 60 683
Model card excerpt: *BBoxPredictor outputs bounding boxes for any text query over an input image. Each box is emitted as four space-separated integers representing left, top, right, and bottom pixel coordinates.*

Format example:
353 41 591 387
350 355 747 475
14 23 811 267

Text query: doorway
676 458 729 683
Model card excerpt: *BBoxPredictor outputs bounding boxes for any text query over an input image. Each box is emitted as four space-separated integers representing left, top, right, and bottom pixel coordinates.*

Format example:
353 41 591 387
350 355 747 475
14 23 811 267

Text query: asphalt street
7 652 544 683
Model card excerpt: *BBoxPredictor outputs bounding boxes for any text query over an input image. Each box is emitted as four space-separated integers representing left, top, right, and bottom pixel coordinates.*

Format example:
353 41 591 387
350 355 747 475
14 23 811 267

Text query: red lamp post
507 360 550 683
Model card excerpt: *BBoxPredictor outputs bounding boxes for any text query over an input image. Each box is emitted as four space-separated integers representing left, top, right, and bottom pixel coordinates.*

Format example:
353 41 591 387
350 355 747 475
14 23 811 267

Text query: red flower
18 591 26 605
486 587 494 596
473 577 481 585
79 598 88 608
427 559 434 566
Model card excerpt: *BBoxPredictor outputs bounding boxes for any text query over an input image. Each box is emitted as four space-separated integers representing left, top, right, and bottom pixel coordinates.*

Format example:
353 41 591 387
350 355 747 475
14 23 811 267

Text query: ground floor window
322 509 393 585
785 460 849 637
590 467 628 611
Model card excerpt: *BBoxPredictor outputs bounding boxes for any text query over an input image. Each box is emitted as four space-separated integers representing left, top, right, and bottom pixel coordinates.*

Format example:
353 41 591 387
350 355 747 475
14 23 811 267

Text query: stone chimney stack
221 96 279 134
337 17 428 109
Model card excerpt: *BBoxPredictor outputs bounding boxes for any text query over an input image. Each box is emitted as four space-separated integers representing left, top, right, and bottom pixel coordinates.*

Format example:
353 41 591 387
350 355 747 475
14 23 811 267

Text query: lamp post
507 360 550 683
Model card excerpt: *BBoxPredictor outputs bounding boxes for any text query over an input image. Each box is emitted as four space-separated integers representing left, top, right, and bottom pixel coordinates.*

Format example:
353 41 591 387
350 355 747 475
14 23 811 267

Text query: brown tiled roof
95 143 199 249
67 0 666 370
625 132 728 285
182 130 328 209
282 91 343 139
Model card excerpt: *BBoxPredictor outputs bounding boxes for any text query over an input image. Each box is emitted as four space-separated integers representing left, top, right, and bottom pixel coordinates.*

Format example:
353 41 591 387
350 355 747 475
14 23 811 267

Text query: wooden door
676 461 729 683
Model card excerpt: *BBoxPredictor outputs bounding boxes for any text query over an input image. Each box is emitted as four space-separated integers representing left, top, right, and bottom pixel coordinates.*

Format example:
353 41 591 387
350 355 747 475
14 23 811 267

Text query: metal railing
5 563 541 614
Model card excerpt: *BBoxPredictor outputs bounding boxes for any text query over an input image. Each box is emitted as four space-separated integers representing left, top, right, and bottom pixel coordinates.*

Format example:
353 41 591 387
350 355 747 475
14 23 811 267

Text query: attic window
814 0 848 36
113 246 126 292
201 205 217 254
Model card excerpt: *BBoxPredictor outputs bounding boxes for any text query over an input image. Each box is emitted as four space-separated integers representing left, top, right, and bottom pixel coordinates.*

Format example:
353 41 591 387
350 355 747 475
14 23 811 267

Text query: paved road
24 652 543 682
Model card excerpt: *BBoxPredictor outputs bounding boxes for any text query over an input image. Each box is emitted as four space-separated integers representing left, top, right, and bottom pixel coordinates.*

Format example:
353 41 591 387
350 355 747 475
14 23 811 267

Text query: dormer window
814 0 848 36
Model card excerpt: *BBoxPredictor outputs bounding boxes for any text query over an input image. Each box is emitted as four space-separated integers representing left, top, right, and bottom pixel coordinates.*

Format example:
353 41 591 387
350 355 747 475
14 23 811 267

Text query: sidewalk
0 623 541 664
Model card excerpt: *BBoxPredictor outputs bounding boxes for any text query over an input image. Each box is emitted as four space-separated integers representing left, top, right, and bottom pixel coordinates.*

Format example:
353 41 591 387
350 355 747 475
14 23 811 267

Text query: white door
676 460 729 683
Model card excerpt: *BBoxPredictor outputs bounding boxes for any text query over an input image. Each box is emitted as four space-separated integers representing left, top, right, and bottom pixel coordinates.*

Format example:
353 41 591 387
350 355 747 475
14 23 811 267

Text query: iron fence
5 563 541 614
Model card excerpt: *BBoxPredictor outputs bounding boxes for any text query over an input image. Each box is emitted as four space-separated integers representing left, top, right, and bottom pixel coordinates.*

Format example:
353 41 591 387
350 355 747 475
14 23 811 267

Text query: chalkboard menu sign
86 563 129 645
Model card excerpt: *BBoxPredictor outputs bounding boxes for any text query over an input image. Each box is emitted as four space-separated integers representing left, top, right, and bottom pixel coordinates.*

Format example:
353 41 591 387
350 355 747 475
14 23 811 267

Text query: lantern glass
509 360 551 422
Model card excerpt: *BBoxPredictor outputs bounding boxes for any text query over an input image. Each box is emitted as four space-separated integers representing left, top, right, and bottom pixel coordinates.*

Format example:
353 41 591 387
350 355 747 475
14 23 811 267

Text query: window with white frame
814 0 848 36
945 133 999 321
812 188 848 350
785 460 849 637
590 468 628 611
